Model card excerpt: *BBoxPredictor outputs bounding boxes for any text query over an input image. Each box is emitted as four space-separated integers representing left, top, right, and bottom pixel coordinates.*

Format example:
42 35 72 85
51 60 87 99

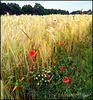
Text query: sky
1 1 92 13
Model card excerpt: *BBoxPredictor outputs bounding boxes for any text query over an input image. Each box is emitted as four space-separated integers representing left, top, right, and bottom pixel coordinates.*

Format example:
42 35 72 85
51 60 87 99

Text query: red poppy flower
33 58 36 61
62 76 69 82
28 50 35 59
34 58 36 60
45 74 50 79
51 60 53 62
59 66 63 70
61 41 63 44
56 41 59 44
48 56 50 59
64 48 67 51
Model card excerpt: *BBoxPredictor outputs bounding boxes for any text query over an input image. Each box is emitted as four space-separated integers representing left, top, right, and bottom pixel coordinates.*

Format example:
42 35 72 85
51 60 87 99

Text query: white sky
1 1 92 13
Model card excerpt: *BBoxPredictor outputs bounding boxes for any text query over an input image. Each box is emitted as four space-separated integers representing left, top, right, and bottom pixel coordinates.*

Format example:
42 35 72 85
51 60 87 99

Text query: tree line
0 2 92 15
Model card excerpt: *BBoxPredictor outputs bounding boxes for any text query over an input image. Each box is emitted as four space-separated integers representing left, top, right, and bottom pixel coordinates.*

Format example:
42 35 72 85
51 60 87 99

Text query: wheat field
1 14 92 64
1 14 92 99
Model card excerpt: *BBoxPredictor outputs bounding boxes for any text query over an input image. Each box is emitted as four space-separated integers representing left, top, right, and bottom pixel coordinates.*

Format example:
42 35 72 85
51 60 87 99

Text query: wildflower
45 74 50 79
51 60 53 63
42 74 43 77
59 66 63 70
38 75 40 77
34 58 36 60
45 80 47 82
35 77 38 79
56 41 59 44
47 70 51 73
47 80 50 82
37 83 39 85
45 70 47 72
49 66 51 68
64 48 67 51
48 56 50 59
42 78 44 80
30 71 33 74
42 69 44 71
61 41 63 44
28 50 35 59
33 58 36 62
62 76 69 82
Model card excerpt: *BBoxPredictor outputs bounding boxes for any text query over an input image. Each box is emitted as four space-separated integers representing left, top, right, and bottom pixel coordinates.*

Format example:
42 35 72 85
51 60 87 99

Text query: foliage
0 2 10 15
70 9 92 15
7 3 21 15
21 5 33 15
1 2 92 15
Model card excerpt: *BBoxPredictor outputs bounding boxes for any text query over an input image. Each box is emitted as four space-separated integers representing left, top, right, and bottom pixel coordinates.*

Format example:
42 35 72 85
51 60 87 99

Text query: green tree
33 3 44 15
0 3 10 15
21 5 33 15
67 10 69 14
7 3 21 15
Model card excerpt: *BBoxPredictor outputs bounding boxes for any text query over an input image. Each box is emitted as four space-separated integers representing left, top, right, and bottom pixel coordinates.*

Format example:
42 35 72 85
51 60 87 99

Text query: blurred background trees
0 2 92 15
21 5 33 14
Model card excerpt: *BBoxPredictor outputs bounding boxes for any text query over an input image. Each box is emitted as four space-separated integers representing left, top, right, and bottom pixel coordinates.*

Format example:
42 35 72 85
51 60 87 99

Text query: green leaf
38 91 47 95
1 52 7 60
1 80 10 99
29 91 32 96
16 79 20 86
8 75 15 79
24 82 30 88
78 92 91 98
29 90 36 97
19 81 25 85
20 28 31 40
16 67 21 76
32 90 36 95
49 75 54 82
26 75 31 78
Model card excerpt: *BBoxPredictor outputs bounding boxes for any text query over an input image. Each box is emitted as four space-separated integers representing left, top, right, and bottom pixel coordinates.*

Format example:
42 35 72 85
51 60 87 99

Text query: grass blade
20 28 31 41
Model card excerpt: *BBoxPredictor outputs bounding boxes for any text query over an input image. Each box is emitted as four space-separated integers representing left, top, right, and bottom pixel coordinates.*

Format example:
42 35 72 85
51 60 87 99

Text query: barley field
1 14 92 99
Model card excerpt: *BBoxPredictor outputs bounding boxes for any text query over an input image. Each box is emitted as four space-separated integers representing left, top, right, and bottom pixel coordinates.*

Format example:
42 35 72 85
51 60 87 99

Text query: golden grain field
1 14 92 68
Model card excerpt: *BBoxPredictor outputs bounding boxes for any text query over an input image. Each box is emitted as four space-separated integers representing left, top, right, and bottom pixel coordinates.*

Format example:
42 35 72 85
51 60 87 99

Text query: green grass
53 26 92 99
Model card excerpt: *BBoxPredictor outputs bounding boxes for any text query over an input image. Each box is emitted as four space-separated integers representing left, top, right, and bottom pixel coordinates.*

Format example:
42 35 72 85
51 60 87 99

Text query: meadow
1 14 92 99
